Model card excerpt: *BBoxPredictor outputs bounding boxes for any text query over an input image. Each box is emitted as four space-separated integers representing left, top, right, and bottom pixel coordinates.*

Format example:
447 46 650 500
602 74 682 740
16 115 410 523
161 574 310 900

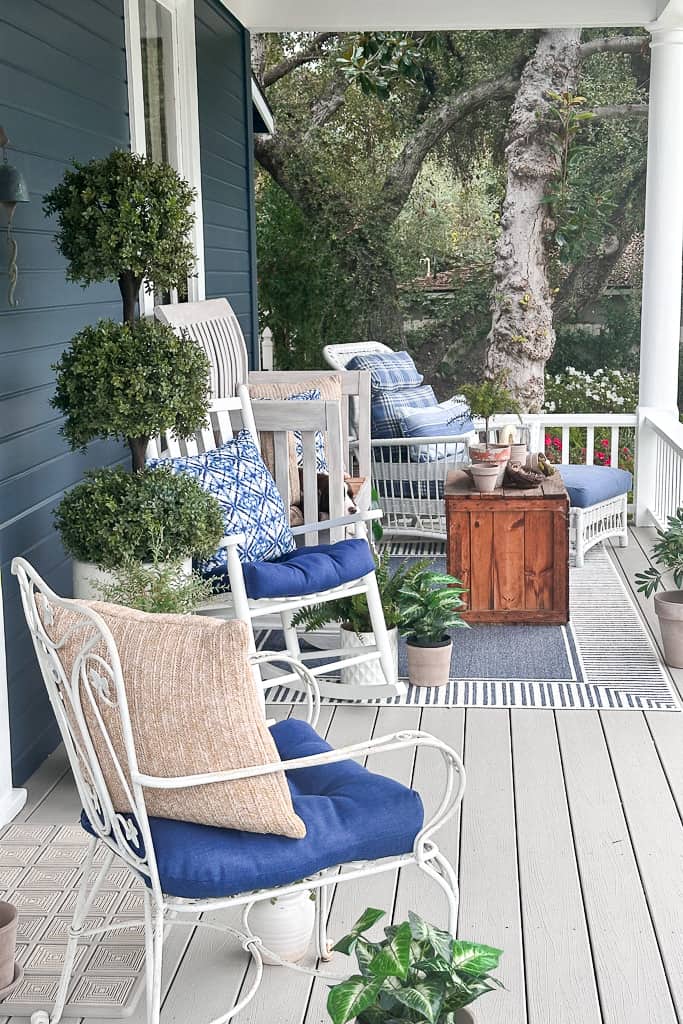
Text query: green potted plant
460 376 521 491
398 566 468 687
44 151 223 597
294 554 428 689
327 907 503 1024
635 508 683 667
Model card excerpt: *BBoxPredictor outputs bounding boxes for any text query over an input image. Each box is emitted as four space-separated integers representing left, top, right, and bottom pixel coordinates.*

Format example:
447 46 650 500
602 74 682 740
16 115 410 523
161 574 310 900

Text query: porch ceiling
226 0 664 32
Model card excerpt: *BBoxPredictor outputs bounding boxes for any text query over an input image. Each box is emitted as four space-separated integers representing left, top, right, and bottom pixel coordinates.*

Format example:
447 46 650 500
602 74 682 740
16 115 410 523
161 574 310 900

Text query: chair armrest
249 651 320 729
217 533 246 549
289 508 382 537
133 730 464 852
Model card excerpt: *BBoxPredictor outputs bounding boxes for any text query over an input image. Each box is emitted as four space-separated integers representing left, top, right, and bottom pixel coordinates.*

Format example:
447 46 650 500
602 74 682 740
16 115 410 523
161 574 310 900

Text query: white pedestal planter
340 625 399 689
72 558 193 600
248 891 316 964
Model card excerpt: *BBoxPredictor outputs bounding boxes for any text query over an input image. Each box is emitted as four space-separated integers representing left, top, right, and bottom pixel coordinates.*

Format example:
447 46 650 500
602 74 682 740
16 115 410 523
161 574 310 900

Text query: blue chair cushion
347 350 423 391
82 719 424 899
371 385 438 440
557 464 632 509
241 538 376 600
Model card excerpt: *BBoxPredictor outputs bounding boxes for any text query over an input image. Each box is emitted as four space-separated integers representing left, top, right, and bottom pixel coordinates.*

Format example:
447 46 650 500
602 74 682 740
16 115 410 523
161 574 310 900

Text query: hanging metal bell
0 162 29 206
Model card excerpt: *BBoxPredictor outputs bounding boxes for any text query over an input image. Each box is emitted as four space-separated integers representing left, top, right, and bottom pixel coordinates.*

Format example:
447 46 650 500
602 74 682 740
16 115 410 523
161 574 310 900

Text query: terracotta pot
470 463 499 493
654 591 683 667
340 625 399 688
469 443 511 464
0 901 19 995
248 890 315 964
406 637 452 687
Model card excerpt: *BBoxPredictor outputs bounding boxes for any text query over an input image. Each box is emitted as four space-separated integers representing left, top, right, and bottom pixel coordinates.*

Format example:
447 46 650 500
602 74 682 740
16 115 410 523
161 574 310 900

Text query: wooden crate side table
445 470 569 624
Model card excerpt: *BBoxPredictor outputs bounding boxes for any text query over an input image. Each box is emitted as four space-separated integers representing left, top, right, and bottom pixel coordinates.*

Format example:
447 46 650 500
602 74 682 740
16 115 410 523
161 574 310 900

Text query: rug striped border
264 544 680 711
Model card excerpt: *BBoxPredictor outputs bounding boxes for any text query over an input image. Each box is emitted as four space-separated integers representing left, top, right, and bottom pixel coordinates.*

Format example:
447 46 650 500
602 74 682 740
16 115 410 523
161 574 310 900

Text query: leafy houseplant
43 150 196 324
327 908 503 1024
460 375 522 492
293 554 428 689
94 557 215 615
398 567 468 687
635 508 683 667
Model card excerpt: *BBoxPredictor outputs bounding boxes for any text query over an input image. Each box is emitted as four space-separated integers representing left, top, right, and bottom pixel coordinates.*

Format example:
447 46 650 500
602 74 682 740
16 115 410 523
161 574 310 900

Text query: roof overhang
251 77 274 135
227 0 668 32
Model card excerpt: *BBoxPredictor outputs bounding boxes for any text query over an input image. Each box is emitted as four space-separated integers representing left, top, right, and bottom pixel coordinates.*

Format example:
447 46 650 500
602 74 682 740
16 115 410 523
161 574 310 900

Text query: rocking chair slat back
155 298 248 400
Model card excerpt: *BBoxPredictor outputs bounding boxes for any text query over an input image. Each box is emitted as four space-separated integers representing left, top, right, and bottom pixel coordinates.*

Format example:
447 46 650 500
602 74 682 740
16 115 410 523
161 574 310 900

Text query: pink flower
552 437 561 449
545 435 552 447
596 451 605 461
601 438 609 448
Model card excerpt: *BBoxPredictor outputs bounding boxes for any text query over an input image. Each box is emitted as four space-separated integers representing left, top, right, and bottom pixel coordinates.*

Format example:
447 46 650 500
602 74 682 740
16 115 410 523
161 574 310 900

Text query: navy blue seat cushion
557 464 632 509
82 719 424 899
241 538 375 600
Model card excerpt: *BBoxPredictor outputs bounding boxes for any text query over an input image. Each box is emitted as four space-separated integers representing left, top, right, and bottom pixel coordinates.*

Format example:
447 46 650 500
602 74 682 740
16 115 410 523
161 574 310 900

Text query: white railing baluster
586 426 594 466
610 426 619 469
561 426 570 464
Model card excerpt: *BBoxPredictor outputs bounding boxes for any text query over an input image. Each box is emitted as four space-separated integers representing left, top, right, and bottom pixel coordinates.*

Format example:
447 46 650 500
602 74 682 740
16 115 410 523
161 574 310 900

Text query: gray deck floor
2 527 682 1024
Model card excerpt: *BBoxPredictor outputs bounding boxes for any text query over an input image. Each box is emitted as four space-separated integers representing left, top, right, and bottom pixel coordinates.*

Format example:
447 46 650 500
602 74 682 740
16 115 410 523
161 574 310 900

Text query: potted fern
327 907 503 1024
635 508 683 667
398 566 468 687
294 554 426 689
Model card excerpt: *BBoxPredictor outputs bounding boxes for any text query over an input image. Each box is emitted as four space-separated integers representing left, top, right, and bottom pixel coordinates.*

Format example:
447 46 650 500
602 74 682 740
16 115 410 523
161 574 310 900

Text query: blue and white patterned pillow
347 350 423 392
147 431 295 579
399 396 475 462
371 385 438 439
288 389 329 473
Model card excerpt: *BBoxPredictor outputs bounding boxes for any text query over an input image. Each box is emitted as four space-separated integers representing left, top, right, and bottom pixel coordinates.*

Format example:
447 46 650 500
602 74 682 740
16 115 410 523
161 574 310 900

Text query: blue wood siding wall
195 0 259 366
0 0 130 783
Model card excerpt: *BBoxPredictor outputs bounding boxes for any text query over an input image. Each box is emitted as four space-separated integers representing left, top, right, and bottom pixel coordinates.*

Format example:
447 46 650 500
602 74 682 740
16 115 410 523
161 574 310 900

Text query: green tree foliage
51 317 211 471
43 150 196 322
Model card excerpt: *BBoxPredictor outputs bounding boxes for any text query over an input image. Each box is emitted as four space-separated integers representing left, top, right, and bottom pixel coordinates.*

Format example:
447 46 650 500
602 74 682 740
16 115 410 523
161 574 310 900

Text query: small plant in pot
460 375 521 491
398 567 468 687
327 907 503 1024
635 508 683 668
294 554 428 688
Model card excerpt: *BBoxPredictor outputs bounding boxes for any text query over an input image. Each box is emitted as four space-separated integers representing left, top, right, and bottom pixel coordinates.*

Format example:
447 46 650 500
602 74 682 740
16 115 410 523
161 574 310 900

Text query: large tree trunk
486 29 582 411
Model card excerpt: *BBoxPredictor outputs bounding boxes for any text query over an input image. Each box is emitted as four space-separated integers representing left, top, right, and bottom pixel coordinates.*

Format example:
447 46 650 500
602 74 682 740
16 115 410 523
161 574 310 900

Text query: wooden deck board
3 529 683 1024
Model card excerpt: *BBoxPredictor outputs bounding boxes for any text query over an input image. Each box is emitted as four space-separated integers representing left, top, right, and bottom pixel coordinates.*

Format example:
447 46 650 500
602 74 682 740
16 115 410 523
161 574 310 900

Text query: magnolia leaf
327 976 383 1024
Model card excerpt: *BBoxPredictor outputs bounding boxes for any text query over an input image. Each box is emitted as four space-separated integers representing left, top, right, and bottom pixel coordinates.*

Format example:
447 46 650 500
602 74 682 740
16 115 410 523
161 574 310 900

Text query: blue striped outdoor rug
263 546 680 711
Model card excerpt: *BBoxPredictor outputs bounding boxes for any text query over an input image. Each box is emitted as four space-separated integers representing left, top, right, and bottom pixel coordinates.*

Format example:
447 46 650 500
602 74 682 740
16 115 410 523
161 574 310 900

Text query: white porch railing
635 407 683 528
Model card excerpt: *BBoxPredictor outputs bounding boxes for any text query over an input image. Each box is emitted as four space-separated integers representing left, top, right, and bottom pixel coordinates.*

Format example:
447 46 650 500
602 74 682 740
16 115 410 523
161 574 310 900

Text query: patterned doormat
0 824 145 1019
264 547 680 711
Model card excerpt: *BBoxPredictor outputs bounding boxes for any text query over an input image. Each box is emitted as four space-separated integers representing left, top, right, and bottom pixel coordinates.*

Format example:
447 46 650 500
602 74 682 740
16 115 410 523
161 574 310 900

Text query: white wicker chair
13 557 464 1024
324 342 473 541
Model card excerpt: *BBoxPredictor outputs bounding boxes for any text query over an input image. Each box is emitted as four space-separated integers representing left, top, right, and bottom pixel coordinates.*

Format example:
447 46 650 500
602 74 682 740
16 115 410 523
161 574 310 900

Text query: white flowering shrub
544 367 638 415
542 367 637 472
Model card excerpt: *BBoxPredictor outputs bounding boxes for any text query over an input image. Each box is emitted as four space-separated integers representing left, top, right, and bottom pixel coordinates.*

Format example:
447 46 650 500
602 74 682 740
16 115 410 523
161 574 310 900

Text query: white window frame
124 0 206 314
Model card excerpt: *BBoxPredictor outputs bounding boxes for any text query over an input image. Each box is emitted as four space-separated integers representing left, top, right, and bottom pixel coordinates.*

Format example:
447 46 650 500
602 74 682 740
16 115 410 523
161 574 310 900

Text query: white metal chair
13 557 464 1024
147 388 405 701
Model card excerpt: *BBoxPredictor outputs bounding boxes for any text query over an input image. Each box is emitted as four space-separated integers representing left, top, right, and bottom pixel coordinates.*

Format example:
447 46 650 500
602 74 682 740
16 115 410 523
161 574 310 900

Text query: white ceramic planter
72 558 193 601
248 891 315 965
339 625 399 688
470 463 499 493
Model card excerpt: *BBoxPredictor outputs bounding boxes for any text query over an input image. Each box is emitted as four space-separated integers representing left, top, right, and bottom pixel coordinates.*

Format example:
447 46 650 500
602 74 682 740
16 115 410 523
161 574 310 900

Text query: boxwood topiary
55 465 224 569
51 317 211 472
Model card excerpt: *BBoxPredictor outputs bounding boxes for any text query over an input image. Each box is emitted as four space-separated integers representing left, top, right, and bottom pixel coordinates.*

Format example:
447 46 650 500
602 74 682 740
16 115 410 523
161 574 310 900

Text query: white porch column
636 9 683 523
0 574 27 827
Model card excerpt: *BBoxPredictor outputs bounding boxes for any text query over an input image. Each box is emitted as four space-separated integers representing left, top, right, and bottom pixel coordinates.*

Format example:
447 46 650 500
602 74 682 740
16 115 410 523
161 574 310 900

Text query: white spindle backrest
155 298 249 398
146 392 259 461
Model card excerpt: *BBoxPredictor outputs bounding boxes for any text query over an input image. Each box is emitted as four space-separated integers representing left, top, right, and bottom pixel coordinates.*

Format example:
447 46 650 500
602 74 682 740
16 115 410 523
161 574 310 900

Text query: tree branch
588 103 649 120
303 72 351 140
263 33 338 88
579 35 648 59
381 71 520 222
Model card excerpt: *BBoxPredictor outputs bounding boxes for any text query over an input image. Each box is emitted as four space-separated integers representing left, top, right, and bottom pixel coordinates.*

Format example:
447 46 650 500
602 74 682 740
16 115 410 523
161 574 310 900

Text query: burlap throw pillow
250 375 344 509
42 603 306 839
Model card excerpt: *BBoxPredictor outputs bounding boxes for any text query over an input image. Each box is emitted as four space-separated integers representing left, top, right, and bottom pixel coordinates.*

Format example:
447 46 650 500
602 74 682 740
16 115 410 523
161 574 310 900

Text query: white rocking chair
147 387 405 701
13 556 464 1024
